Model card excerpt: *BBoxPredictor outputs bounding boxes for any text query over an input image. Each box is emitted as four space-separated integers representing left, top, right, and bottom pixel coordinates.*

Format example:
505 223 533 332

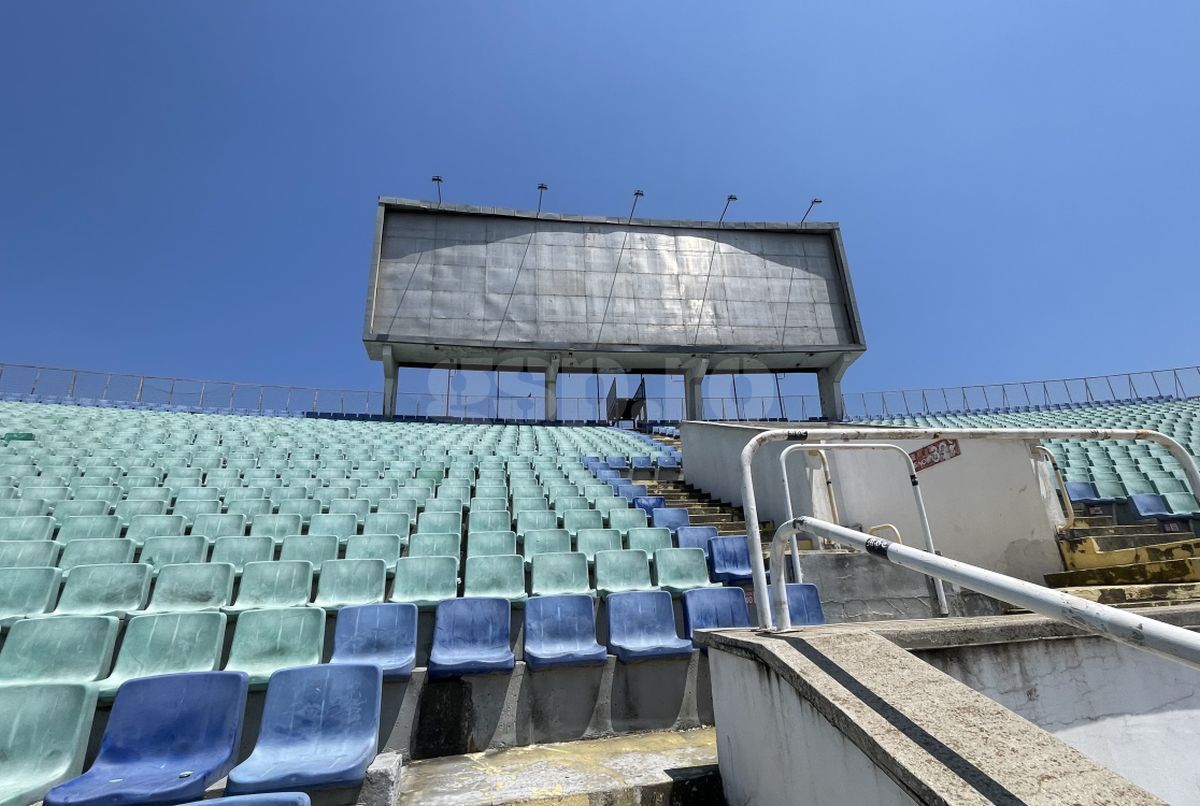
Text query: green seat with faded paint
0 539 60 568
223 604 325 686
313 559 386 610
464 553 527 603
58 538 135 576
142 562 234 613
467 530 517 558
139 535 209 571
390 556 458 609
222 560 313 613
53 562 151 616
209 535 274 574
594 549 655 597
530 551 592 598
279 534 339 573
96 610 226 699
0 683 97 806
0 614 119 684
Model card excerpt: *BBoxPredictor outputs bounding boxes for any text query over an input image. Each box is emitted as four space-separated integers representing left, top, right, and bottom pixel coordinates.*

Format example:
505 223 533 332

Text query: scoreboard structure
363 198 865 421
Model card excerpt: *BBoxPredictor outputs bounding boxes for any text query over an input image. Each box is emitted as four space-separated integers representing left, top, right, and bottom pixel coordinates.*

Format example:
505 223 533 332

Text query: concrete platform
398 729 721 805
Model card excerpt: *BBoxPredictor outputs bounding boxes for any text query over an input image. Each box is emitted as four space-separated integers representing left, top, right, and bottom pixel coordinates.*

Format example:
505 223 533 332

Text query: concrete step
1058 582 1200 607
689 513 734 526
1058 537 1200 571
1045 557 1200 588
398 728 721 806
1069 514 1117 527
1082 532 1200 552
1062 523 1176 539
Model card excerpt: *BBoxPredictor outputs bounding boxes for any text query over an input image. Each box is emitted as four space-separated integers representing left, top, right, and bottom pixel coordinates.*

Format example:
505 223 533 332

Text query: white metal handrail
739 426 1200 628
772 516 1200 671
778 442 949 616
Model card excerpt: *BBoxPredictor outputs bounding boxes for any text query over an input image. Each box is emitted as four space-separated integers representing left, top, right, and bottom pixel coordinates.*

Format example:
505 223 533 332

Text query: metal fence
2 361 1198 421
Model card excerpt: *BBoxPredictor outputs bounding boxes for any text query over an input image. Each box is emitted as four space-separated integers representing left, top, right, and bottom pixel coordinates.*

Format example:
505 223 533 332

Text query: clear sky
2 2 1197 415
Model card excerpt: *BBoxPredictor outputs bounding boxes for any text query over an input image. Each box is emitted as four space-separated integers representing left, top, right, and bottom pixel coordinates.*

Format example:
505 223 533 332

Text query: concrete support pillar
683 358 709 421
817 355 854 422
544 354 560 422
381 346 398 419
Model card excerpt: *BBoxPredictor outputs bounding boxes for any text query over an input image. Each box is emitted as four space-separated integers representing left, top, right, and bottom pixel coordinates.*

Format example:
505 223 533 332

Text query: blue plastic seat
651 507 690 534
44 671 249 806
708 536 754 583
1130 493 1188 521
605 590 692 663
615 483 648 502
330 602 418 680
768 583 826 625
630 456 653 471
605 456 628 470
680 587 751 644
676 525 718 556
632 495 666 516
428 596 515 678
225 664 382 797
178 796 310 806
1065 481 1101 504
523 594 607 670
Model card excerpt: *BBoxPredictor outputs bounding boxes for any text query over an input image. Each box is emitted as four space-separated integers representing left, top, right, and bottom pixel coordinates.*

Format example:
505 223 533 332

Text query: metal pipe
779 442 949 616
868 523 904 543
777 516 1200 671
1031 445 1075 531
739 426 1200 628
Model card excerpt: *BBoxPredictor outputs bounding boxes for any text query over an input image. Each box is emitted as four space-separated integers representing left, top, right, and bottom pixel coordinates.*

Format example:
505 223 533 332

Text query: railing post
67 371 77 398
134 376 144 403
167 379 176 404
257 386 264 414
101 374 111 401
198 382 207 408
229 384 236 411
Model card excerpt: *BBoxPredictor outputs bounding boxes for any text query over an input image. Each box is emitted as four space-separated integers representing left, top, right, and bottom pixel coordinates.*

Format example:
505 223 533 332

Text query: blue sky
2 2 1197 416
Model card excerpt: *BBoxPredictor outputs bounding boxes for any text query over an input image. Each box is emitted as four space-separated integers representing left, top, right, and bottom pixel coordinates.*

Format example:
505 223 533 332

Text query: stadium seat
464 553 527 602
1130 493 1187 521
676 525 718 557
0 537 60 567
172 498 221 524
313 559 387 610
126 513 187 545
53 500 109 521
654 548 718 594
225 664 382 796
193 513 247 539
224 605 325 686
391 556 458 608
140 534 209 570
469 509 512 534
97 611 227 699
0 614 119 684
1064 481 1101 504
418 510 462 536
0 498 51 518
223 561 314 613
605 590 692 662
279 534 339 572
428 596 515 677
530 551 592 597
408 531 462 560
0 683 97 806
768 583 826 625
708 536 754 583
0 514 55 541
516 509 558 537
226 499 273 523
594 549 656 597
562 508 603 536
680 587 751 644
54 563 151 616
523 528 571 563
56 514 122 544
330 602 418 680
608 507 648 535
627 526 673 555
0 565 62 625
143 562 235 612
615 483 647 502
345 533 404 571
523 594 607 670
210 535 274 573
575 527 621 562
468 530 518 557
651 507 690 534
376 497 418 525
1165 492 1200 517
250 514 303 544
363 512 410 540
178 795 311 806
58 537 135 575
44 671 248 806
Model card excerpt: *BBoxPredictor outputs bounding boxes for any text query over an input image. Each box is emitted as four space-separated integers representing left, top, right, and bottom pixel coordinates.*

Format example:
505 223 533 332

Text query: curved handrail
1030 445 1075 532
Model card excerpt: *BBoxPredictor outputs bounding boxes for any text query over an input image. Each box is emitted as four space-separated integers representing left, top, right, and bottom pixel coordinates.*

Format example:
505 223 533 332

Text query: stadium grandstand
2 202 1199 805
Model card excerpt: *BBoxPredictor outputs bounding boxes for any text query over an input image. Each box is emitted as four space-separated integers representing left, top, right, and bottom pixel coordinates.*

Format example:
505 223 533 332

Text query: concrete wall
916 632 1200 804
681 420 1061 583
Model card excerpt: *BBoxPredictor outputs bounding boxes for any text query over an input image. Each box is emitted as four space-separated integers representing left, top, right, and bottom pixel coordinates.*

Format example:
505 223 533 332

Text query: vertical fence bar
135 376 145 403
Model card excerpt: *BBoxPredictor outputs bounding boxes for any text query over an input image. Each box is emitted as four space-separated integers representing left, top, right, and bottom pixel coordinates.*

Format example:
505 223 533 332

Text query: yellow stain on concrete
1060 537 1200 571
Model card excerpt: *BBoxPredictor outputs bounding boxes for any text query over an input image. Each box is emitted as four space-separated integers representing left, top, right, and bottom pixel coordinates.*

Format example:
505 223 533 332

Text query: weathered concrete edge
696 625 1165 804
359 751 403 806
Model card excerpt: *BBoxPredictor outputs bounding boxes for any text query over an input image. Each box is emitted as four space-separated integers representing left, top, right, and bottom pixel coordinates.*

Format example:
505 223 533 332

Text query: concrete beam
545 354 561 422
684 358 709 421
817 353 854 422
382 345 398 419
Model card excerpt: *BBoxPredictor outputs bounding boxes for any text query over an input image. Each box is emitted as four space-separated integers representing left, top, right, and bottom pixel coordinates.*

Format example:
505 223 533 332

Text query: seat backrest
418 510 462 536
524 594 600 653
530 551 590 596
0 614 119 683
345 534 403 568
57 514 122 543
562 509 603 534
233 561 313 608
523 528 571 559
148 563 235 612
0 514 55 541
250 514 303 540
314 559 387 608
0 683 97 803
209 535 274 573
594 550 653 595
391 556 458 605
407 531 461 559
606 590 677 645
58 538 135 574
608 508 648 534
55 563 150 615
0 537 60 567
676 526 718 555
575 528 621 561
469 510 512 534
464 554 526 599
225 606 325 674
778 582 825 625
680 587 750 639
192 513 246 539
468 530 518 557
432 597 510 655
330 602 418 676
140 535 209 570
516 510 558 536
1065 481 1098 502
310 512 359 540
126 514 187 543
651 507 690 533
279 534 339 571
0 566 62 618
708 536 752 576
363 512 410 538
627 527 673 555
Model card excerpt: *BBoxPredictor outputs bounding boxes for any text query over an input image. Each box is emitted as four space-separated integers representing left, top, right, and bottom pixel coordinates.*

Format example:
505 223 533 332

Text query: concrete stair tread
1046 556 1200 588
1057 582 1200 607
1059 536 1200 572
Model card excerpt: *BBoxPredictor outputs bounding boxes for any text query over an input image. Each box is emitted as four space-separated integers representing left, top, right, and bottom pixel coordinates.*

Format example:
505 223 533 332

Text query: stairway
641 478 761 536
1046 509 1200 606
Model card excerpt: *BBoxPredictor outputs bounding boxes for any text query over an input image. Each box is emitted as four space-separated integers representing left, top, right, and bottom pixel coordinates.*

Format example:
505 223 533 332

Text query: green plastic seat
424 496 463 514
468 530 518 557
276 498 322 522
225 498 272 523
223 605 325 687
250 513 303 544
0 515 55 541
376 497 418 525
0 538 60 568
124 486 172 503
653 548 719 595
125 514 187 546
469 497 508 512
469 510 512 534
223 560 313 613
114 498 168 525
594 549 655 597
53 562 151 616
175 485 219 501
58 538 136 576
530 551 593 598
554 497 590 514
72 485 120 505
313 559 387 610
408 532 462 561
561 509 603 536
329 497 371 522
363 512 410 539
191 513 247 539
209 535 274 574
56 514 122 544
575 528 622 562
345 533 403 572
142 562 235 613
516 510 558 537
279 534 339 573
52 499 110 521
0 683 97 806
0 498 50 517
464 554 527 603
418 510 462 536
23 485 70 505
0 614 119 683
171 498 221 524
0 566 62 624
139 535 209 571
523 528 571 563
627 527 674 555
608 508 648 535
511 497 549 517
390 556 458 608
96 611 227 700
309 512 359 542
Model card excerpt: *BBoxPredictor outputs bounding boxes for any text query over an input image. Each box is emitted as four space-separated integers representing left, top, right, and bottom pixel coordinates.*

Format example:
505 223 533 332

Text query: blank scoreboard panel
365 203 862 357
